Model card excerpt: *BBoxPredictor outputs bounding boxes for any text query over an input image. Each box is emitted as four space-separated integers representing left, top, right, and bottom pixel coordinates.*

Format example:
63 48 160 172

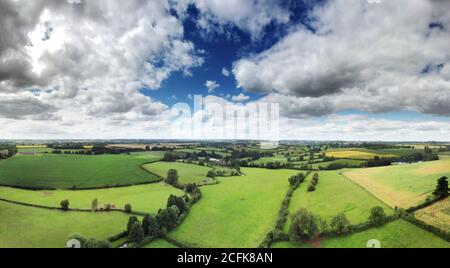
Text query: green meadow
273 220 449 248
311 159 365 169
0 183 182 214
170 168 299 248
344 159 450 208
143 161 213 184
0 154 160 189
0 201 128 248
286 171 392 230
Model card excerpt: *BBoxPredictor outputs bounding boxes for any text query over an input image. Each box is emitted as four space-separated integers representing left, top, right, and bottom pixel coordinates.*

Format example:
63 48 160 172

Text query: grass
170 168 299 248
0 154 160 189
143 161 213 184
0 182 182 214
286 171 392 230
17 147 54 154
343 159 450 208
143 239 178 248
272 220 449 248
0 200 129 248
326 150 396 160
415 197 450 232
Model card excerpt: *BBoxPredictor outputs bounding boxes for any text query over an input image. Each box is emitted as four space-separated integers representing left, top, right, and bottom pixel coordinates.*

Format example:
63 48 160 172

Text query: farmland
326 150 397 160
0 183 182 213
286 171 392 229
344 159 450 208
0 200 129 248
170 168 299 248
273 220 449 248
0 142 448 249
0 154 160 189
143 161 213 184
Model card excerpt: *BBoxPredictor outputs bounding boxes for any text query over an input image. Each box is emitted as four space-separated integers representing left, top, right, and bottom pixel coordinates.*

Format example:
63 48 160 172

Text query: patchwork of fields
0 145 449 248
344 160 450 208
0 154 161 189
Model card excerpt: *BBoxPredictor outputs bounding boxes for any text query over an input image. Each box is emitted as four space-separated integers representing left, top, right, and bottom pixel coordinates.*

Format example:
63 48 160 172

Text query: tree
289 208 323 242
142 214 160 237
368 206 386 226
433 176 449 199
60 200 70 211
330 213 350 235
128 222 144 244
127 216 140 233
165 169 179 185
167 194 188 214
85 238 112 248
124 203 132 213
91 198 98 211
207 170 216 179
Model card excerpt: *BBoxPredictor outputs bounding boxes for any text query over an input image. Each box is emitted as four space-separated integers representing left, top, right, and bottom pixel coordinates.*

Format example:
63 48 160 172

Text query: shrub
330 213 350 235
60 200 70 211
289 208 326 242
368 206 387 226
124 203 132 213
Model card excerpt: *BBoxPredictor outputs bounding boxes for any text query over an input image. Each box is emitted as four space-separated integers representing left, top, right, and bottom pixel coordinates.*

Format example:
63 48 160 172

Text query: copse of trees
128 222 145 244
330 213 350 235
167 195 188 214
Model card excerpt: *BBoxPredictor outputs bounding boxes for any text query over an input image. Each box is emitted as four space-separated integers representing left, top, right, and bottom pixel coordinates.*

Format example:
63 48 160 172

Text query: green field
143 161 213 184
0 183 181 214
287 171 392 230
344 159 450 208
0 201 128 248
170 168 299 248
143 239 178 248
273 220 449 248
0 154 160 189
17 147 54 154
326 150 397 160
252 156 289 165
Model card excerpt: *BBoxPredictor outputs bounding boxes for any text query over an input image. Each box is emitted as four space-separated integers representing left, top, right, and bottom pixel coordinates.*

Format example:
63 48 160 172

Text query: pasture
312 159 365 170
0 183 182 214
170 168 299 248
343 159 450 208
143 162 212 184
286 171 392 230
415 198 450 232
0 201 128 248
273 220 449 248
0 154 160 189
326 150 396 160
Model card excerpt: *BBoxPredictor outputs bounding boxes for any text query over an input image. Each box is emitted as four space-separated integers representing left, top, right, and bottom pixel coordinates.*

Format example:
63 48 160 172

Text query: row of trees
289 206 389 242
307 173 319 192
125 185 202 247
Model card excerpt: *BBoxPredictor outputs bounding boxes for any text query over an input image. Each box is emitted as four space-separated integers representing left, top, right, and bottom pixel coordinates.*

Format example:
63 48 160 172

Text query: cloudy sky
1 0 450 141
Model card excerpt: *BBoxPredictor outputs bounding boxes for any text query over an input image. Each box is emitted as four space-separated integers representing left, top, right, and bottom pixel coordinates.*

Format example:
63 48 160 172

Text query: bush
60 200 70 211
330 213 350 235
368 206 387 226
207 170 216 179
124 203 132 213
289 208 326 242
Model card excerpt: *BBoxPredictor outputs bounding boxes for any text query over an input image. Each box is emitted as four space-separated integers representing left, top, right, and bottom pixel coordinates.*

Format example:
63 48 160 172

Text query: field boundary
0 197 146 216
339 171 394 210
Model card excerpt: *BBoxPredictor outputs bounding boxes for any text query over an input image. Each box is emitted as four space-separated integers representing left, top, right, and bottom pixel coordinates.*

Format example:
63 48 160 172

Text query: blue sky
1 0 450 140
